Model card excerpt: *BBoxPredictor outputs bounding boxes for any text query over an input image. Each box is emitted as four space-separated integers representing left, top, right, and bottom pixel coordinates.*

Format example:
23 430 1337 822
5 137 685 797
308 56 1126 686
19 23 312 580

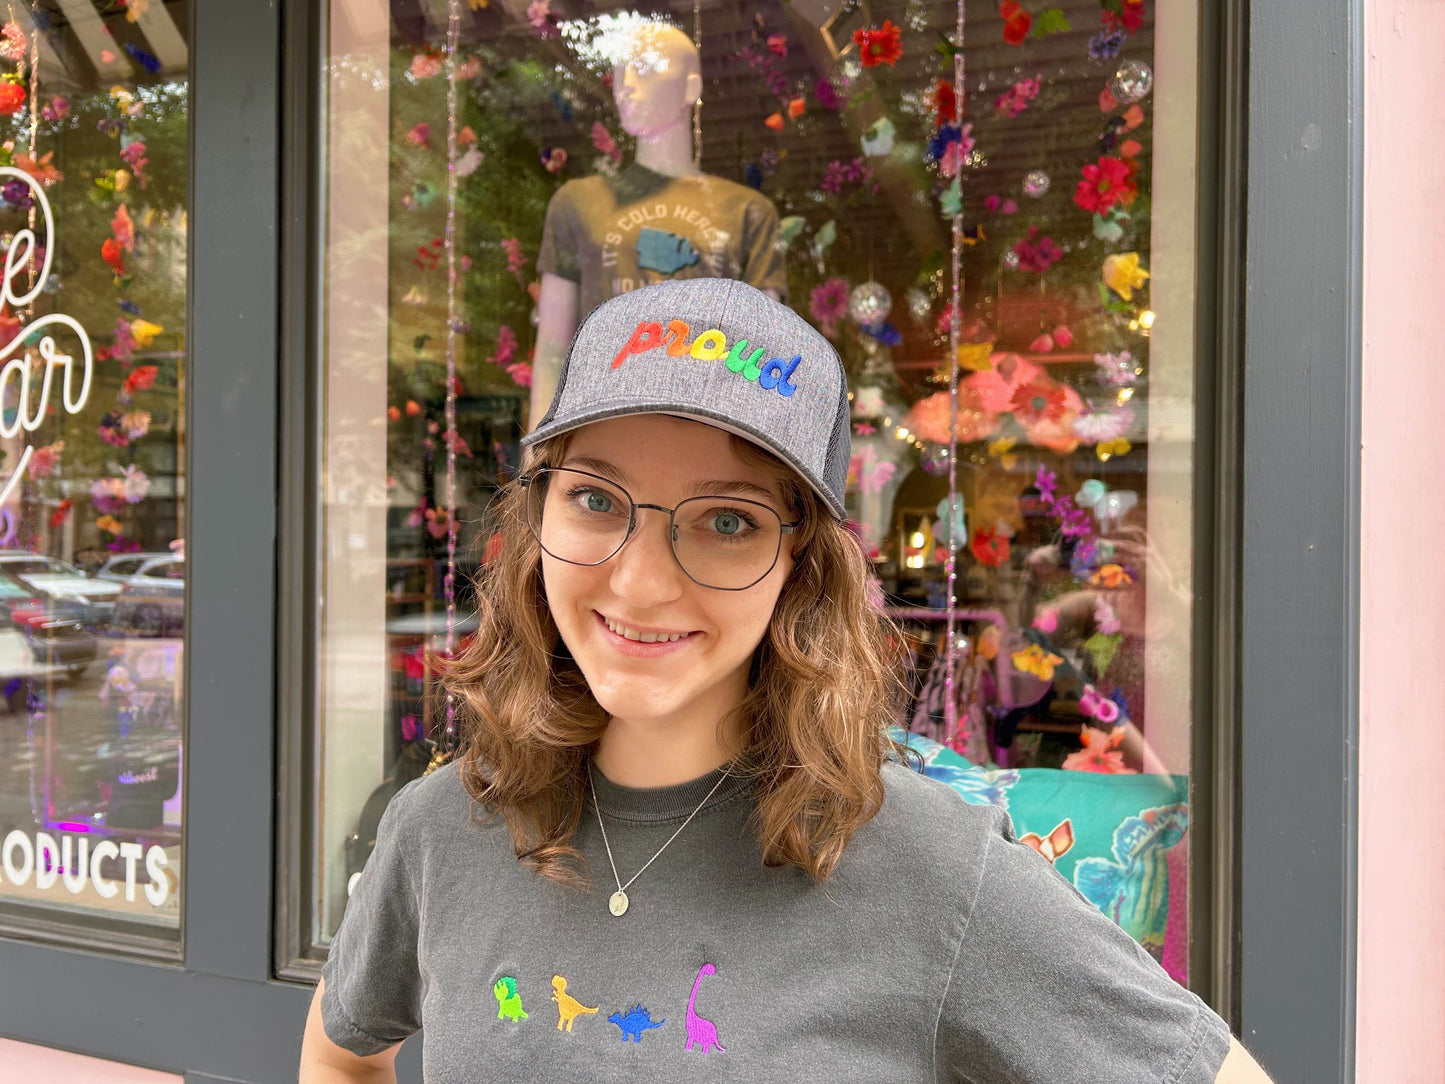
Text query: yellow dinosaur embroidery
550 975 599 1032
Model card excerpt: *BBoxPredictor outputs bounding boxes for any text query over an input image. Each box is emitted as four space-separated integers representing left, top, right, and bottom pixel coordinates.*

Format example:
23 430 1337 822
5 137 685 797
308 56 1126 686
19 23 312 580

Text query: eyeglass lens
525 468 784 590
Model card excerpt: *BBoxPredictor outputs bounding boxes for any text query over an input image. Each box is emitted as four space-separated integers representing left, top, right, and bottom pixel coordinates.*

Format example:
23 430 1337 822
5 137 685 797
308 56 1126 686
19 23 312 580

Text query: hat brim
520 398 846 520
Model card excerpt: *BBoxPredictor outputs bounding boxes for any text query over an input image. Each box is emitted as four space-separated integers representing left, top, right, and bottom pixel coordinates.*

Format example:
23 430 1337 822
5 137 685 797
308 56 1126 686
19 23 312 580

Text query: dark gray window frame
0 0 1360 1081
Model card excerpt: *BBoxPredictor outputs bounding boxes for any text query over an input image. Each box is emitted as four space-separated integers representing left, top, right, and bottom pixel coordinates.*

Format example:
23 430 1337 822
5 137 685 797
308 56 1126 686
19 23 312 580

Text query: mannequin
529 22 785 426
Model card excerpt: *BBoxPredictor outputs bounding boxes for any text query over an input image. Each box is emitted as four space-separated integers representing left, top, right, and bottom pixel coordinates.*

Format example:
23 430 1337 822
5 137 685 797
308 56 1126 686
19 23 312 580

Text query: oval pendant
608 890 629 917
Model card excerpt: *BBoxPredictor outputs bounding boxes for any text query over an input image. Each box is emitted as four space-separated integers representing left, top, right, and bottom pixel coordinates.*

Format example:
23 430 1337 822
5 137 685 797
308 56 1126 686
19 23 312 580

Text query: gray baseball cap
522 278 851 520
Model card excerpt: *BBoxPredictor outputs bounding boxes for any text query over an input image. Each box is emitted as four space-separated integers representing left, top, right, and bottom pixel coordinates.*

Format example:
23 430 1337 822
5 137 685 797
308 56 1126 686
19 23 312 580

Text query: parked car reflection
112 554 185 638
0 550 121 630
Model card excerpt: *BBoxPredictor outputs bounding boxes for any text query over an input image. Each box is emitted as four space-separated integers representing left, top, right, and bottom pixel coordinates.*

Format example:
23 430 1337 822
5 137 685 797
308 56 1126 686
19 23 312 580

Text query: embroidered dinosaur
608 1004 665 1042
492 976 528 1022
683 962 726 1054
550 975 599 1032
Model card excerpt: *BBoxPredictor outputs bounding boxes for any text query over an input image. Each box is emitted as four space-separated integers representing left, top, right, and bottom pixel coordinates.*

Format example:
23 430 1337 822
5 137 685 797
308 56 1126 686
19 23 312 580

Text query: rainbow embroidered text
611 319 803 398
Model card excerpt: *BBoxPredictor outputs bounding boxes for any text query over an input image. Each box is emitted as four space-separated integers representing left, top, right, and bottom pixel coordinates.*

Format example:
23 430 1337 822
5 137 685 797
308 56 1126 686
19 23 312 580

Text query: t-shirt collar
585 755 755 823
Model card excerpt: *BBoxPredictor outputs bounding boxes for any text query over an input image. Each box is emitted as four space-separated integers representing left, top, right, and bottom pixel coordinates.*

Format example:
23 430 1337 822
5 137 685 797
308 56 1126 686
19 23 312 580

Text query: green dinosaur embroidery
493 976 529 1022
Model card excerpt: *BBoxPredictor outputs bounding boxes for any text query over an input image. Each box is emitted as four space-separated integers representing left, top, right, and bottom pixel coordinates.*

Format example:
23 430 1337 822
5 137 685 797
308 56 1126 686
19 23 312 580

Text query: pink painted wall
1358 3 1445 1081
0 1037 181 1082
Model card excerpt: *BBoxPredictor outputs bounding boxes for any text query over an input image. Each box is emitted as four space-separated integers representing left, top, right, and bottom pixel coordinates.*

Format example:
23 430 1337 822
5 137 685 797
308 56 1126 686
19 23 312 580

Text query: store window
312 0 1199 980
0 4 189 943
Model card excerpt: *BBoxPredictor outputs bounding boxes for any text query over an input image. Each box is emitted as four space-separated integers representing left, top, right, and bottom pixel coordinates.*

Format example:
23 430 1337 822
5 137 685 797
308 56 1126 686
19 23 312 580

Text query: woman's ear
683 70 702 109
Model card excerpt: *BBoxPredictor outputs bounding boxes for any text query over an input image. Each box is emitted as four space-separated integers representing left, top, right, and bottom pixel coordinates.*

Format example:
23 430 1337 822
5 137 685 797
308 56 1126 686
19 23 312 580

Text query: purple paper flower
1089 29 1126 59
814 76 842 110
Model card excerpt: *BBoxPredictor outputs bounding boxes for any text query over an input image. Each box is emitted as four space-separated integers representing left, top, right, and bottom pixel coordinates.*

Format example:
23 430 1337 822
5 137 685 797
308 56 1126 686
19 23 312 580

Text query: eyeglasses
519 467 799 591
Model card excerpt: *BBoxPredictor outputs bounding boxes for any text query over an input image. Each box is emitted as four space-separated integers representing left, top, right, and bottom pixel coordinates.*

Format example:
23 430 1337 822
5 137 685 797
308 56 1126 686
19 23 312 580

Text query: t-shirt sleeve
320 780 424 1057
536 186 581 283
934 806 1232 1083
741 195 787 301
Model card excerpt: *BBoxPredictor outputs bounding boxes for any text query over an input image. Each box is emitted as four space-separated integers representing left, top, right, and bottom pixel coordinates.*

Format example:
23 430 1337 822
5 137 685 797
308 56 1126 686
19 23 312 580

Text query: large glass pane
0 3 188 940
315 0 1199 981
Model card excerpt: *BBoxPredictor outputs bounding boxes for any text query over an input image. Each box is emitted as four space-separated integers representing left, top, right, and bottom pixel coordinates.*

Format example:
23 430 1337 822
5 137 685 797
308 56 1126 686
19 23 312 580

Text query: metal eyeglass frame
518 466 801 591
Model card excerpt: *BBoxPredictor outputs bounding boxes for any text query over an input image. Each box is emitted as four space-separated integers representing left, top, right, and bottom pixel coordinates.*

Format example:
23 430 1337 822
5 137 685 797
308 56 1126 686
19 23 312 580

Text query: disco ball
1109 59 1154 103
849 281 893 326
1023 170 1051 198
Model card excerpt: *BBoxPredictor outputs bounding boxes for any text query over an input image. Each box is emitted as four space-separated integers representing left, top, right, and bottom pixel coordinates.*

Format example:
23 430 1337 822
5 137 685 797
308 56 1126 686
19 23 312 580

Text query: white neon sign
0 165 93 507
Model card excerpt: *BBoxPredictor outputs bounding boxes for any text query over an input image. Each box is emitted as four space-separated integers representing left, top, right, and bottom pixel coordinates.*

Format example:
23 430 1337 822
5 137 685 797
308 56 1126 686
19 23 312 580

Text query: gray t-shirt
537 163 787 316
321 757 1231 1082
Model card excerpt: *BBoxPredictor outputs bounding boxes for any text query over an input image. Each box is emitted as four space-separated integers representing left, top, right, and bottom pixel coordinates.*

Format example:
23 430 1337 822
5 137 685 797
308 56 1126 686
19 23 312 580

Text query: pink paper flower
1095 350 1138 386
410 52 444 79
590 121 623 165
1094 596 1122 634
1062 726 1135 773
809 277 850 334
1073 403 1135 443
407 123 431 149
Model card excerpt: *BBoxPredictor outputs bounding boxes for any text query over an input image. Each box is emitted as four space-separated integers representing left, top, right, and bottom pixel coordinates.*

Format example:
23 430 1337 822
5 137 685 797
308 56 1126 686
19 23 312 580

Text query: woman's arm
299 977 402 1084
1215 1036 1275 1084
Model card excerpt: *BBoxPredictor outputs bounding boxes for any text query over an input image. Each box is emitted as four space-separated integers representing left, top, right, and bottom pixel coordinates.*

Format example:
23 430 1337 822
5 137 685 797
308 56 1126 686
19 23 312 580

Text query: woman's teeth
603 616 688 643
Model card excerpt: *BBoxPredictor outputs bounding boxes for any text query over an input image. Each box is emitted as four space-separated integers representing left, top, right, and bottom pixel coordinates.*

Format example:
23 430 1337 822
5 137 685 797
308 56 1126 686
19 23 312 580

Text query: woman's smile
593 610 700 657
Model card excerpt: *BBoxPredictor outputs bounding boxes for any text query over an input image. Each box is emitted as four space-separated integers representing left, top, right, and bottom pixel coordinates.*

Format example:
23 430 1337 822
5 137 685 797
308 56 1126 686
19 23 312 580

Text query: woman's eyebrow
561 456 631 485
684 479 780 503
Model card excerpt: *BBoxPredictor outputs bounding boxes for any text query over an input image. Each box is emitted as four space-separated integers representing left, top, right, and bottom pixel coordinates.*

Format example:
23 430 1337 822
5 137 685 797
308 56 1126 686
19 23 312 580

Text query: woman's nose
608 507 685 605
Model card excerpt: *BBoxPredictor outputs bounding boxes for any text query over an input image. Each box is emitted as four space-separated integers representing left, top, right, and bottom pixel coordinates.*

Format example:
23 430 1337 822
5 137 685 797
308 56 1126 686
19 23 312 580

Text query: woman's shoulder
384 759 473 832
868 758 1011 867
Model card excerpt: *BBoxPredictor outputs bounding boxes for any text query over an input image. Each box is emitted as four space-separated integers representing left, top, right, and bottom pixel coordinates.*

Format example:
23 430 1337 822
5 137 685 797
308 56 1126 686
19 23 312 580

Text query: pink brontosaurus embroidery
684 962 726 1054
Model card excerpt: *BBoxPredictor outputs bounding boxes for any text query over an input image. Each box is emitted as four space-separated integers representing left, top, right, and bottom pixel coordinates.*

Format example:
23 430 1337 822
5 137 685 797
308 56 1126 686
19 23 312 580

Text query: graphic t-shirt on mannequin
537 163 786 317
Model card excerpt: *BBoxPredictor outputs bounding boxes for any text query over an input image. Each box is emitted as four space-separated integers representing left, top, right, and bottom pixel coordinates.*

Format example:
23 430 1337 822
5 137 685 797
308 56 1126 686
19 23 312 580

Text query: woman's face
541 414 795 731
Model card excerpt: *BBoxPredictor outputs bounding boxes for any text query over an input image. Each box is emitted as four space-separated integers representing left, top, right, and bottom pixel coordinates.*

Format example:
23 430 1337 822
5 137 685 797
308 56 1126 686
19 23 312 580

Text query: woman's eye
585 491 613 513
712 512 742 535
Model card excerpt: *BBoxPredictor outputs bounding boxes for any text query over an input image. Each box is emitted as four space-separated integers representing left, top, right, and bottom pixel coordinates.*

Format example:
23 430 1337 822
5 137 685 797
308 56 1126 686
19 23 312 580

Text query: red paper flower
971 527 1010 567
931 79 958 123
101 238 125 275
124 365 158 394
852 20 903 67
0 82 25 116
48 500 72 529
1009 379 1068 426
1072 155 1133 213
1103 0 1146 33
1000 1 1032 45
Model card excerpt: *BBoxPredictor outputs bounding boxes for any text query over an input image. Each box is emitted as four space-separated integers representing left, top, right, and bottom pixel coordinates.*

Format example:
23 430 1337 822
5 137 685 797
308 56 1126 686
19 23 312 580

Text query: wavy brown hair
432 428 917 890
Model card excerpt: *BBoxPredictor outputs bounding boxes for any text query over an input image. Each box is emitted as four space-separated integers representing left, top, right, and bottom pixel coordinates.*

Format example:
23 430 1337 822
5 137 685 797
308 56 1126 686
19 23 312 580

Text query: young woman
300 279 1273 1083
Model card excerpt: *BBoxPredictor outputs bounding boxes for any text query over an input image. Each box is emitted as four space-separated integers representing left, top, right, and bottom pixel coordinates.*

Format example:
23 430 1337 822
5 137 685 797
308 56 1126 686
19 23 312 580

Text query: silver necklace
586 757 734 917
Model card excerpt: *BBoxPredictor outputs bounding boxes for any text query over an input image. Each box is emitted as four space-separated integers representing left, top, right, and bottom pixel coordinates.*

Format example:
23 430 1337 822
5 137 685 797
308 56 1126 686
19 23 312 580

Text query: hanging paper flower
0 23 24 62
1080 685 1121 724
931 79 958 123
1089 28 1126 58
1012 227 1063 273
988 436 1019 470
101 238 126 277
487 325 519 366
1009 379 1068 426
814 77 841 110
999 1 1032 44
0 81 25 117
129 319 163 347
111 204 135 251
96 514 124 536
1091 563 1135 587
787 97 807 120
28 441 64 480
410 51 444 79
540 146 567 173
455 148 484 177
983 194 1019 215
1095 350 1138 385
1074 403 1134 442
590 121 623 165
904 387 1001 444
1029 331 1056 353
121 410 151 439
120 465 151 503
1096 437 1132 460
48 500 72 529
994 75 1042 117
848 445 897 496
124 365 159 395
526 0 550 28
122 42 161 73
819 157 873 195
119 141 148 187
1102 251 1150 299
1093 209 1128 243
1094 596 1122 634
1073 155 1134 213
406 123 432 149
1062 726 1134 773
938 125 975 178
971 527 1010 567
0 178 30 209
1012 643 1065 681
808 277 851 335
1102 0 1147 34
852 20 903 67
766 33 789 56
505 361 532 387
